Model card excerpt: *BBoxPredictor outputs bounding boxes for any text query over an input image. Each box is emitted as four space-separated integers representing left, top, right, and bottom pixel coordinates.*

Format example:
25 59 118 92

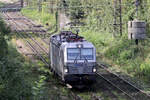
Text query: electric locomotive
50 31 97 85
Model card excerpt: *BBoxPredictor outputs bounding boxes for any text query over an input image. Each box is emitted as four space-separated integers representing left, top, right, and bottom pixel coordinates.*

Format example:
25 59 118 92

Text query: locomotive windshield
67 48 80 60
67 48 93 60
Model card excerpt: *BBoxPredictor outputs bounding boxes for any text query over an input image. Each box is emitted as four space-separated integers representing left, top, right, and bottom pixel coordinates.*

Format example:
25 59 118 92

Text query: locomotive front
63 41 97 84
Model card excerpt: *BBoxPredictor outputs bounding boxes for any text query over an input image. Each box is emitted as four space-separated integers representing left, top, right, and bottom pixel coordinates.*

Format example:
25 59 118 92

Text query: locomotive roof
51 31 86 43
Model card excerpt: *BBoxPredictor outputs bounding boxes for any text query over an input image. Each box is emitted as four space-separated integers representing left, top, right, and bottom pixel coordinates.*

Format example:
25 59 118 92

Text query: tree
0 19 10 59
0 19 32 100
66 0 85 25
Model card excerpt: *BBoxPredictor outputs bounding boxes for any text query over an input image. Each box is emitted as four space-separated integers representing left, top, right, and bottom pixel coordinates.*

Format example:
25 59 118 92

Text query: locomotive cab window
81 48 93 60
67 48 93 60
67 48 80 60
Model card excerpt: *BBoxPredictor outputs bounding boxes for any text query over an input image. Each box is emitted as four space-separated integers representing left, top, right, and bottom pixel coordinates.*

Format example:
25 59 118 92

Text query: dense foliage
66 0 85 20
0 47 32 99
0 19 10 58
63 0 150 82
22 0 150 89
0 19 33 99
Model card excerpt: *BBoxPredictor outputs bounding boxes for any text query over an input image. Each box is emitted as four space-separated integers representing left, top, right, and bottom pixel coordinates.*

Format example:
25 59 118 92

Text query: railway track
2 11 148 99
3 6 149 100
97 63 150 100
2 11 82 100
2 11 50 45
3 12 49 55
2 12 46 33
3 12 49 66
25 33 49 56
17 32 49 66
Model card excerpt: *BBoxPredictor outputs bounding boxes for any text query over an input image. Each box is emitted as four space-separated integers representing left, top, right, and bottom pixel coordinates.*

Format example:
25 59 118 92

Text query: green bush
0 44 32 100
0 19 11 58
0 19 33 99
67 0 85 20
21 6 56 28
140 61 150 78
80 29 112 52
104 37 140 65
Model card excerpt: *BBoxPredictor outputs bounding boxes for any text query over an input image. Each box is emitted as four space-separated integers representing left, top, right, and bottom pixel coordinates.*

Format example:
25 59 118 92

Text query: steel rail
13 15 49 55
16 12 47 33
97 62 150 100
4 11 132 99
17 32 49 67
3 12 49 66
69 90 82 100
99 63 150 96
26 33 49 56
4 12 46 33
96 72 135 100
14 12 48 43
2 11 83 100
17 24 82 100
3 12 48 55
41 38 49 45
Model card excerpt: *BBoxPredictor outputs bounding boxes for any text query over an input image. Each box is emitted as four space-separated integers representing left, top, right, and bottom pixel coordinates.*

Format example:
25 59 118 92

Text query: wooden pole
113 0 117 37
113 0 122 37
119 0 122 36
50 0 54 13
135 0 139 18
38 0 42 12
26 0 29 6
21 0 24 8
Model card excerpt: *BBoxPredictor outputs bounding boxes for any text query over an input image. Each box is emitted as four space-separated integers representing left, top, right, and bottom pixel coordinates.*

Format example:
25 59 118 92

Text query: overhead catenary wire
20 2 150 9
20 0 150 37
2 2 149 10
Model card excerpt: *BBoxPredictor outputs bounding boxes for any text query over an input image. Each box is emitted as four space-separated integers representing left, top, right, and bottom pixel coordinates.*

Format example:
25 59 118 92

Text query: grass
80 24 150 92
21 5 56 32
80 29 113 52
0 2 5 7
0 2 74 99
20 1 150 98
13 34 74 100
0 40 34 99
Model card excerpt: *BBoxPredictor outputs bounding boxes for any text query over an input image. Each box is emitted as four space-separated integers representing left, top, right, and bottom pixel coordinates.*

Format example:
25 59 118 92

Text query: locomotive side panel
50 39 53 69
50 36 64 78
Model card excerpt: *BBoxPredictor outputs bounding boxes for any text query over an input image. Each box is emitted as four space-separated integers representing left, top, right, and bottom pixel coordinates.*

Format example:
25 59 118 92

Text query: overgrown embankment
0 18 33 99
21 0 150 90
70 0 150 85
0 15 73 100
21 2 56 32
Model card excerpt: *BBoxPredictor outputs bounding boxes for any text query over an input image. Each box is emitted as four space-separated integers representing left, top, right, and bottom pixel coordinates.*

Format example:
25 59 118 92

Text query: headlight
93 68 96 72
64 69 68 73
